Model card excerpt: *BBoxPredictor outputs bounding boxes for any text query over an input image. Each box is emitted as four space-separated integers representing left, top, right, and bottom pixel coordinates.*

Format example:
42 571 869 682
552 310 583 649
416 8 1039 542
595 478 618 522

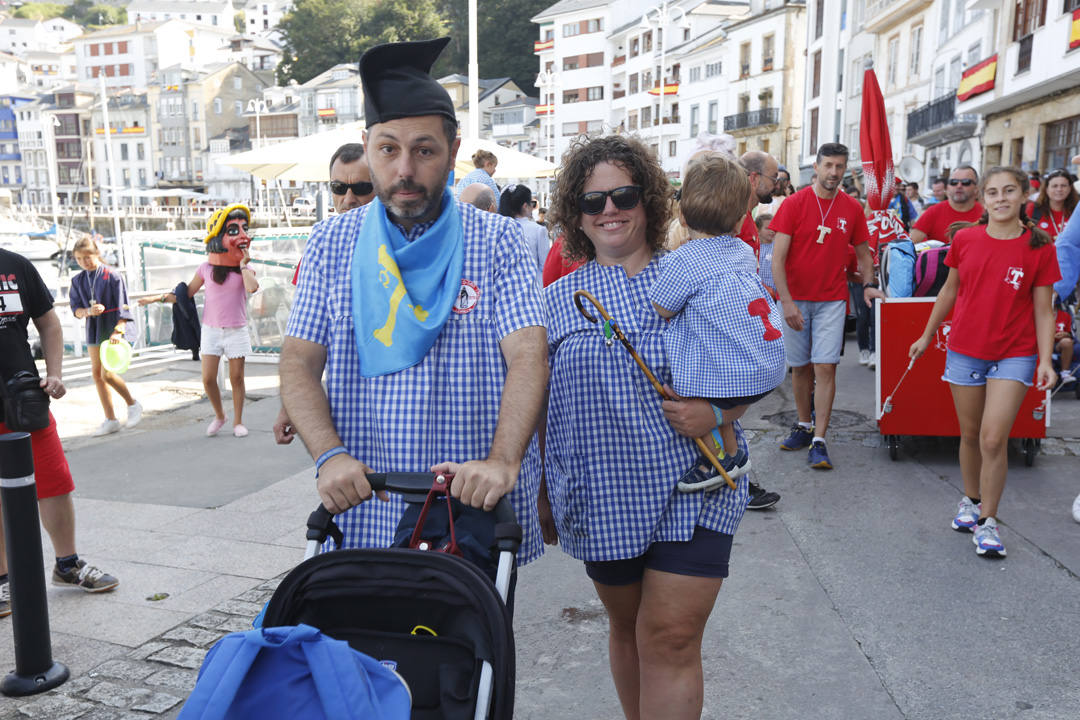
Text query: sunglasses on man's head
329 180 374 196
578 185 643 215
948 178 976 187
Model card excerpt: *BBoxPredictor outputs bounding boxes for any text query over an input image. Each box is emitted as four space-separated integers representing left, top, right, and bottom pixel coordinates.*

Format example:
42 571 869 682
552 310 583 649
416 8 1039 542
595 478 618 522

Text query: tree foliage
13 3 67 21
276 0 446 84
76 4 128 26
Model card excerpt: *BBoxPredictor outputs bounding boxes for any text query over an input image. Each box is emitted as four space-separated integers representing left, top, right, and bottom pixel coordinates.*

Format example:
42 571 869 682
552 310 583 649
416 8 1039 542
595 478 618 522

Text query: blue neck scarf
351 188 464 377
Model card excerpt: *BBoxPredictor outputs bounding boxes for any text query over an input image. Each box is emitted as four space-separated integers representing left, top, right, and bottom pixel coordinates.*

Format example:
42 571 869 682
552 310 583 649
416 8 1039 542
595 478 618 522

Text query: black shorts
707 389 772 411
584 527 734 586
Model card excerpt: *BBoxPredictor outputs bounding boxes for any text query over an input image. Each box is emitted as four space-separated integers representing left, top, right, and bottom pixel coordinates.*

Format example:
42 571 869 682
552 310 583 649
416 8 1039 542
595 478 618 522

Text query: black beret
360 37 457 127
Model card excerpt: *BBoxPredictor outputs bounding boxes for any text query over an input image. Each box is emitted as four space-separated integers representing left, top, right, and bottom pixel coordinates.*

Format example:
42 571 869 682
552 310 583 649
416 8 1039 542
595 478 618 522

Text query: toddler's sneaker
677 449 750 493
973 518 1006 558
53 559 119 592
206 417 226 436
780 424 813 451
92 418 121 437
126 401 143 429
951 496 980 532
746 482 780 510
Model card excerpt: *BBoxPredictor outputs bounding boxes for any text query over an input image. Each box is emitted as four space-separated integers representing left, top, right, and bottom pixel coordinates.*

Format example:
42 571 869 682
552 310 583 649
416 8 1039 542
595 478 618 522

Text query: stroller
260 472 521 720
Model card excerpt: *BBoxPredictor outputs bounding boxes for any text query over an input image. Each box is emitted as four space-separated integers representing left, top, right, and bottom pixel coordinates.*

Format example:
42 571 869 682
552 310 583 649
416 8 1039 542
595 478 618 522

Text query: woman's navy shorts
584 526 734 586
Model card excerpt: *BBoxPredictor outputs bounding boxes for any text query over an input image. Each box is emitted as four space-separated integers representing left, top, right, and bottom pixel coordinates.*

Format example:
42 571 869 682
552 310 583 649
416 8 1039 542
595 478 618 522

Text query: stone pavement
1 345 1079 719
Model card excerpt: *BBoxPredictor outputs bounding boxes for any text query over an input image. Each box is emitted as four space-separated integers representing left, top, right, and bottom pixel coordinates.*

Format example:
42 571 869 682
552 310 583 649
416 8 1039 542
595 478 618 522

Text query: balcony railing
1016 34 1033 75
906 91 978 146
762 57 774 72
612 89 626 99
739 63 750 78
723 108 780 132
612 55 626 67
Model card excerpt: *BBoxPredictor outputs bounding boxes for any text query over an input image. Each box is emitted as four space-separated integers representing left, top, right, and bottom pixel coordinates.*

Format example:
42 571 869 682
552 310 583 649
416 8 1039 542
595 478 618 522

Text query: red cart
875 297 1050 465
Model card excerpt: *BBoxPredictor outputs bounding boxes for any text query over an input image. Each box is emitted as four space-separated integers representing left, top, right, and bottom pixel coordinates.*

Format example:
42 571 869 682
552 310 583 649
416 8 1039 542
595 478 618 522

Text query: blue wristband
315 446 349 476
712 404 725 426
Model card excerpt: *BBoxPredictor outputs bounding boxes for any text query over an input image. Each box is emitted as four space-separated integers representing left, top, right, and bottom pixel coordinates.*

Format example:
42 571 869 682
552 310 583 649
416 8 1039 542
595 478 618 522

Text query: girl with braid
909 167 1060 559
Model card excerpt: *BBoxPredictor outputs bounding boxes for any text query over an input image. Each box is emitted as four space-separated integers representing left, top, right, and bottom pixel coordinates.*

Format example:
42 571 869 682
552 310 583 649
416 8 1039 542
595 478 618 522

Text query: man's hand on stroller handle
431 459 516 512
316 454 389 514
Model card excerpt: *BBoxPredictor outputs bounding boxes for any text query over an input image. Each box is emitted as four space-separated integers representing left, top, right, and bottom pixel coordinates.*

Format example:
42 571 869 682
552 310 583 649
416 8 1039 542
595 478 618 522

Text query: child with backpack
69 237 142 436
140 205 259 437
909 167 1060 558
649 152 786 492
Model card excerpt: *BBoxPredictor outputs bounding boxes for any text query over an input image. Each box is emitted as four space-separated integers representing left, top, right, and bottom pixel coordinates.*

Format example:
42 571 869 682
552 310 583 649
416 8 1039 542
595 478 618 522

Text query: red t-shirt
768 186 870 302
944 227 1062 360
1056 308 1074 338
1025 203 1070 240
912 201 984 243
542 236 584 287
737 213 760 261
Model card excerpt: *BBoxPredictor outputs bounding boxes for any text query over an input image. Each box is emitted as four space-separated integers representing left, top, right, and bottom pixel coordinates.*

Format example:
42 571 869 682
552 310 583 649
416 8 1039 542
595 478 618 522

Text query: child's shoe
677 449 750 493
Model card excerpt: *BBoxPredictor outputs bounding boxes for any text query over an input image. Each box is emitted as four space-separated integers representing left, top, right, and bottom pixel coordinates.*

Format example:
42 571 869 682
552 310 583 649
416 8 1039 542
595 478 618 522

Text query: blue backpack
881 238 916 298
177 624 411 720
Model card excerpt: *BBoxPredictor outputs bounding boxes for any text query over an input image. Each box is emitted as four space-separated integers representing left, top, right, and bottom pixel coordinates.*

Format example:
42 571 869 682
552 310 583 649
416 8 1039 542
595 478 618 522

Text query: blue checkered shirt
286 200 547 565
649 236 786 399
454 169 500 199
759 241 776 293
543 258 748 562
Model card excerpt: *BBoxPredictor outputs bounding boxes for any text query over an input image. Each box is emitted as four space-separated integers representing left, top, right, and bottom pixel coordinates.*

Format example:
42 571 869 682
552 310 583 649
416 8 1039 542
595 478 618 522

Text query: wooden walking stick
573 289 737 491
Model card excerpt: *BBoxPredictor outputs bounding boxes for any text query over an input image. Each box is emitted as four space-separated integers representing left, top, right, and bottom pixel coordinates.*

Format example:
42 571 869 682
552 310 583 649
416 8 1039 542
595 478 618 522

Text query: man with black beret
280 38 549 564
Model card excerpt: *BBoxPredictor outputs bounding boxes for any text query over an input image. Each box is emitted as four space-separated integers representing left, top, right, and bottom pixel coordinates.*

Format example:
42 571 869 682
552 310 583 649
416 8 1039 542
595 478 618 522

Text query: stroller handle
306 472 522 550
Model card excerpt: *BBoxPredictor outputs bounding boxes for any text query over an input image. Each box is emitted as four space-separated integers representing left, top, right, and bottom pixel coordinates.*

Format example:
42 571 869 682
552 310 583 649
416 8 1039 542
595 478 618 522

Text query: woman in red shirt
1025 169 1077 240
909 167 1060 559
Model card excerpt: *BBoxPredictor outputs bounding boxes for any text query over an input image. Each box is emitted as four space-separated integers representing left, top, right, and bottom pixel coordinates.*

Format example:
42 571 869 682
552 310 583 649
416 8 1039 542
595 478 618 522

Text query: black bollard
0 432 68 696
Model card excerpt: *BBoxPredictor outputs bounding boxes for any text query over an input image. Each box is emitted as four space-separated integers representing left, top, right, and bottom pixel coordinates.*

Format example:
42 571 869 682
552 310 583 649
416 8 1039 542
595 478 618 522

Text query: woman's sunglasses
578 185 643 215
329 180 374 196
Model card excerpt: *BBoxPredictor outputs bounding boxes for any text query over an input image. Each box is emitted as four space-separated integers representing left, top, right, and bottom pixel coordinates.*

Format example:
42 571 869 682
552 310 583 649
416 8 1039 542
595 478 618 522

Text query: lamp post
534 70 559 166
247 98 266 208
640 2 689 170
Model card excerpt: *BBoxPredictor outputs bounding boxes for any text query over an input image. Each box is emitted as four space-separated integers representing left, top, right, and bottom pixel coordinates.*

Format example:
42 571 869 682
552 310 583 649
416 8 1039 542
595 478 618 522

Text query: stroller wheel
887 435 899 461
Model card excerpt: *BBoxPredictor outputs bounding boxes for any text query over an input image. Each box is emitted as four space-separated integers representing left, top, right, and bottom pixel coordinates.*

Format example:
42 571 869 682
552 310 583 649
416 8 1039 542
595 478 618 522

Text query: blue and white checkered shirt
286 199 547 565
454 169 500 199
649 236 786 399
543 258 748 562
759 241 776 293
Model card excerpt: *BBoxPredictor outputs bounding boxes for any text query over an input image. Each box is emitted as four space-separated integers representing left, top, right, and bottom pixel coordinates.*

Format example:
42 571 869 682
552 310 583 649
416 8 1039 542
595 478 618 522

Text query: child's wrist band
315 446 349 475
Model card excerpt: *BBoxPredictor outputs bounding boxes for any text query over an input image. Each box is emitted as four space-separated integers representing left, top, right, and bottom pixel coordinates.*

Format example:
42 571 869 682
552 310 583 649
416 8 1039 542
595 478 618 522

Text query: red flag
859 68 894 212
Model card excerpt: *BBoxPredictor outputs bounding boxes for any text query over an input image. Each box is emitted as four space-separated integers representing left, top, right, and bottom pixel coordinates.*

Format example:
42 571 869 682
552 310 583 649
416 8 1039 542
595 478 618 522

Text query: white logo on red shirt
837 217 848 232
1003 267 1024 290
934 321 951 351
1039 221 1049 229
451 279 480 314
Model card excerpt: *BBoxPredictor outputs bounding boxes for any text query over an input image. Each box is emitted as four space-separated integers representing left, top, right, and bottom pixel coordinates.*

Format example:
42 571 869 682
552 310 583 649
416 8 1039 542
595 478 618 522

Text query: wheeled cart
875 297 1049 465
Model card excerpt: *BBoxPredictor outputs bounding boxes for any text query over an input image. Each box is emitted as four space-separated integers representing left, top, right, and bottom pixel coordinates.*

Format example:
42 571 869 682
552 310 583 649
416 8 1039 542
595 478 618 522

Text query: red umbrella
859 67 906 256
859 67 894 212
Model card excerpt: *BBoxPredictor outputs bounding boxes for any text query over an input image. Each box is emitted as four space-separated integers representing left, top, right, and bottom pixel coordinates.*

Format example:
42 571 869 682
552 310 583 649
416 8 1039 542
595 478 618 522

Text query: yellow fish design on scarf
352 188 464 377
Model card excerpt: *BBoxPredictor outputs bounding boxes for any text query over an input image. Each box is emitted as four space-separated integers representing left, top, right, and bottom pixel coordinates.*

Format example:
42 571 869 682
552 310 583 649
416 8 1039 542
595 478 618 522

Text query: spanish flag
647 83 679 96
1070 9 1080 51
957 54 996 102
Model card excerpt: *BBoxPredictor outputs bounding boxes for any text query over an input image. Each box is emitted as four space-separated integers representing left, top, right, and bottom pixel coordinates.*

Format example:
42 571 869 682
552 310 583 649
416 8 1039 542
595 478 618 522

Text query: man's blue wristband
712 404 725 426
315 446 349 476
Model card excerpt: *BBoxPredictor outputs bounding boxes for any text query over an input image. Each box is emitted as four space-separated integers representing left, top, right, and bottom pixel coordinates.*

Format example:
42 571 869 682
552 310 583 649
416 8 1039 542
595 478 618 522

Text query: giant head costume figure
205 204 252 267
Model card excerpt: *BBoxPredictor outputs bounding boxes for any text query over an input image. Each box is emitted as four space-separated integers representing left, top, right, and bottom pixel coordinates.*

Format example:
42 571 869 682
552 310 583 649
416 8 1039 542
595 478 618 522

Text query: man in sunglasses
910 166 983 245
327 143 375 215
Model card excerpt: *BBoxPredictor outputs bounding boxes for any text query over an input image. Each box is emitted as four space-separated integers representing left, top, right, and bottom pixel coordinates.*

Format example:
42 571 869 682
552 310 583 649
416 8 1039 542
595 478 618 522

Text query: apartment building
73 20 235 91
15 86 97 206
24 49 78 90
0 16 82 55
147 61 264 189
128 0 239 30
241 0 292 35
956 0 1080 173
90 92 156 205
491 97 541 155
295 63 361 137
0 95 32 199
0 50 30 92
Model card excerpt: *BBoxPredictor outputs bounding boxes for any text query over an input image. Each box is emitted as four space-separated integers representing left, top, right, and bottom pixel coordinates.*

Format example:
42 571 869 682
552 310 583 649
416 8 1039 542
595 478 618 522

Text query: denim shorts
782 299 847 366
584 527 734 586
942 349 1037 387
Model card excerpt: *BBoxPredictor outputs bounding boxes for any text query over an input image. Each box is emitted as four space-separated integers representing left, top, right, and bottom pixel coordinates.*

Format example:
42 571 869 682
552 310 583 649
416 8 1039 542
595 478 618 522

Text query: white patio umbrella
218 124 555 183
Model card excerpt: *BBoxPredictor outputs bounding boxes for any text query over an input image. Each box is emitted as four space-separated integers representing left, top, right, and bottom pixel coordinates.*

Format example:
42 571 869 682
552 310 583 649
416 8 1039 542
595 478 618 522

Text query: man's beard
757 187 773 205
375 163 451 223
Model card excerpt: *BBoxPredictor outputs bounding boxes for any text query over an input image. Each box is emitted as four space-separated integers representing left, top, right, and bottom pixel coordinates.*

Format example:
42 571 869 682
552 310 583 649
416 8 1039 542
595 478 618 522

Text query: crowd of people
1 33 1077 719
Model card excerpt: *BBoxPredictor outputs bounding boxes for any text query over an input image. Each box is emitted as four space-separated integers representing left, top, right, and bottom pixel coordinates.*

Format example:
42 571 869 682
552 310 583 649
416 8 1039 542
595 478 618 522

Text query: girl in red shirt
909 166 1060 559
1025 169 1077 240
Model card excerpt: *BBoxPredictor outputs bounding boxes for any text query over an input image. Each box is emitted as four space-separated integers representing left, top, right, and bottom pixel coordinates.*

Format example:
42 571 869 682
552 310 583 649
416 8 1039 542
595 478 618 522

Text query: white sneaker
868 352 876 370
973 517 1006 558
858 349 872 365
92 419 121 437
1072 493 1080 524
126 401 143 429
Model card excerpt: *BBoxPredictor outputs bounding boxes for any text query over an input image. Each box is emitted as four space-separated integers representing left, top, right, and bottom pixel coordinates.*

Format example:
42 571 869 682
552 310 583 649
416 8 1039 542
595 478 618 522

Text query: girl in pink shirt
141 206 259 437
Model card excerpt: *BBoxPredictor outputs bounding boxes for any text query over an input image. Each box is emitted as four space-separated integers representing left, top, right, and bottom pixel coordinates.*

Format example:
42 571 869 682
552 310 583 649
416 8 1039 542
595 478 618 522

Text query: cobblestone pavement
0 580 281 720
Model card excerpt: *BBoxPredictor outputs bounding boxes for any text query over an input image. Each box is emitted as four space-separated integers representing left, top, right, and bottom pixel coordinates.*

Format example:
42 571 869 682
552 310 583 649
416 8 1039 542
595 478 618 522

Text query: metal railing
907 92 956 139
723 108 780 132
1017 34 1033 74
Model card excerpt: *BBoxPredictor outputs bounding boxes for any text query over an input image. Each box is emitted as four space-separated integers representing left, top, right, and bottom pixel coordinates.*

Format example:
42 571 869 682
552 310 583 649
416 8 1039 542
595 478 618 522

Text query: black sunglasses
948 178 976 187
578 185 643 215
329 180 374 196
